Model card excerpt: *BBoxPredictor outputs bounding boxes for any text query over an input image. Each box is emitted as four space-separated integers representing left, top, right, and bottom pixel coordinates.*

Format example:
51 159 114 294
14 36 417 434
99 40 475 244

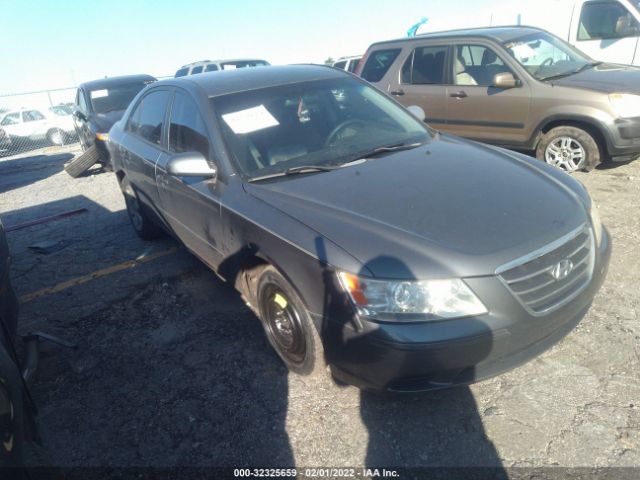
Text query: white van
486 0 640 65
174 59 270 77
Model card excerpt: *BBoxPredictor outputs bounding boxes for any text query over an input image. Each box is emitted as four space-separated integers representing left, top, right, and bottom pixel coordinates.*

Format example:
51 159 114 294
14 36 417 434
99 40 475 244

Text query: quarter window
204 64 219 72
401 46 447 85
360 49 401 82
578 2 640 40
453 44 511 86
127 90 170 146
168 92 210 158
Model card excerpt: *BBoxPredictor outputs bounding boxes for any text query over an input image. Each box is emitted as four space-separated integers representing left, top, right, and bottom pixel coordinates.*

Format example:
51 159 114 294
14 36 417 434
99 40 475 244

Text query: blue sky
1 0 508 94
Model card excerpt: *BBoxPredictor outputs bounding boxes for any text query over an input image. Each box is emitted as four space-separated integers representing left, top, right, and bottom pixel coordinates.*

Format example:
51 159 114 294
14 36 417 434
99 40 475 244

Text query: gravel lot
1 146 639 477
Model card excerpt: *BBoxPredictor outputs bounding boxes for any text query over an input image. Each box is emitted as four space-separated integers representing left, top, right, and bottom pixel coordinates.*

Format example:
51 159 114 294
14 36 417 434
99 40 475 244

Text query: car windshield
503 31 594 81
89 83 149 114
212 77 431 180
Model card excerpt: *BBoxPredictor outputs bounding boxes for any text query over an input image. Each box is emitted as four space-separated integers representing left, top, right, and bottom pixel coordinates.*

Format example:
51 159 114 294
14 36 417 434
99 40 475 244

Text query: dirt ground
0 145 638 478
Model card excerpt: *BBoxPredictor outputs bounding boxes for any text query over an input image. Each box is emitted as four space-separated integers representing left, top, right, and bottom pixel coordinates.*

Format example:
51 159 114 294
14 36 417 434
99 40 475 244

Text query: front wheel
257 266 327 377
536 126 600 172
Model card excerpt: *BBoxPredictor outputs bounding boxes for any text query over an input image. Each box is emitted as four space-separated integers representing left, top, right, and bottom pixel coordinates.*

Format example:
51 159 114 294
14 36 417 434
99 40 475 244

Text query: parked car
108 65 610 392
0 220 39 467
358 26 640 172
174 59 270 77
332 55 362 73
482 0 640 66
72 74 156 170
0 108 76 148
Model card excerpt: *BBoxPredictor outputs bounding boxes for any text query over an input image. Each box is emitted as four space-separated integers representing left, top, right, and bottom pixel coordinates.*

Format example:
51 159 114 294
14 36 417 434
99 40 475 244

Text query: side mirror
493 72 518 89
73 110 87 121
407 105 426 121
167 152 217 179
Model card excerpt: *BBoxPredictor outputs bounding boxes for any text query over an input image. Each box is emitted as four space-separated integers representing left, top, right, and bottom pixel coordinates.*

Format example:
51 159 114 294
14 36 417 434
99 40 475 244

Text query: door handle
449 91 468 99
390 89 405 96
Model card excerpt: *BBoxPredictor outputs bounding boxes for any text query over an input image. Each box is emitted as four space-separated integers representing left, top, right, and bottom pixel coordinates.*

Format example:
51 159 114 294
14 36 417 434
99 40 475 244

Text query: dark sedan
108 65 610 392
73 74 156 170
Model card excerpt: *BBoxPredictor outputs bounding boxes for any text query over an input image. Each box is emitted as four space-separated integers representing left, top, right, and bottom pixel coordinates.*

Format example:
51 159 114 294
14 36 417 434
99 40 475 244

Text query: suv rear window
360 49 401 82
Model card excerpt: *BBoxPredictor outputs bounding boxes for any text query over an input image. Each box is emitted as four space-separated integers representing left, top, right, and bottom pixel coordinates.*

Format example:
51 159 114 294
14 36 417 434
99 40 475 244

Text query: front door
156 90 224 268
444 43 531 146
73 88 93 150
572 0 640 64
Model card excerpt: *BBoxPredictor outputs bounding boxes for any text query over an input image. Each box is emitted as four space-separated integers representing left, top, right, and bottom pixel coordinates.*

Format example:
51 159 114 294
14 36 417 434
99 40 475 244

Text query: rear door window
401 46 448 85
333 61 347 69
360 48 401 82
191 66 204 75
127 90 170 146
578 1 640 40
23 110 45 122
204 64 219 72
168 91 210 158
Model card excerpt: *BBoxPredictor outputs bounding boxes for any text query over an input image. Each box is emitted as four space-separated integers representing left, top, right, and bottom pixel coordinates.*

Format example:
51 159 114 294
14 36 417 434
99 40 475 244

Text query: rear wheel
536 126 600 172
46 128 64 146
257 266 326 377
121 178 163 240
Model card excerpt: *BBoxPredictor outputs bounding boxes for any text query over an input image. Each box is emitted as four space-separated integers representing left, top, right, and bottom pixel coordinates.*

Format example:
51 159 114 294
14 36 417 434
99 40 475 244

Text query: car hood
551 63 640 94
93 110 126 133
244 136 588 279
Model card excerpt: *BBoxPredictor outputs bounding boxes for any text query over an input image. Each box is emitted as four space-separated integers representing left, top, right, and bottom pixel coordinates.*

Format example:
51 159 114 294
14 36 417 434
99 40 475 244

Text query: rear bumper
324 228 611 392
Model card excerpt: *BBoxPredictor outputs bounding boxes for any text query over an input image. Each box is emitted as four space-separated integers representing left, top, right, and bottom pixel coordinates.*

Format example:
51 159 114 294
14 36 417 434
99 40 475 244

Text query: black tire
536 126 601 172
121 177 163 241
64 146 100 178
46 128 64 146
257 266 326 377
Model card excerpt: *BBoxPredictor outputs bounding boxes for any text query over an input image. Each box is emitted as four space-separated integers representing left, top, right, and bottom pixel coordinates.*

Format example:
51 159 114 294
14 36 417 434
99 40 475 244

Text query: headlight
95 132 109 141
337 272 487 321
609 93 640 118
590 203 603 247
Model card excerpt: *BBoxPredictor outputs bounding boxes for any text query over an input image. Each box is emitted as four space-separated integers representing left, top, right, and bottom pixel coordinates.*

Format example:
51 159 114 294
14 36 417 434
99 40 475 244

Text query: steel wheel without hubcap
261 285 306 366
545 136 586 172
48 129 64 146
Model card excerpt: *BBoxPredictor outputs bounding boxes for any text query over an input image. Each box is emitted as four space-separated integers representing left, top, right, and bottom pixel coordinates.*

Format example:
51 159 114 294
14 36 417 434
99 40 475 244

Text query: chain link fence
0 87 81 160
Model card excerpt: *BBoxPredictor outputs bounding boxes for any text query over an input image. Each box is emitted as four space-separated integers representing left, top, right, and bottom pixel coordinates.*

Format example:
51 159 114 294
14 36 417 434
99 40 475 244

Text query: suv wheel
257 266 327 377
536 126 600 172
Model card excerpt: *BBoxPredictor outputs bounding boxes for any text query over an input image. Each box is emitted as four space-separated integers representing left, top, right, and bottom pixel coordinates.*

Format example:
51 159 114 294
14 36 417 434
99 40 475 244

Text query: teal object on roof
407 18 428 37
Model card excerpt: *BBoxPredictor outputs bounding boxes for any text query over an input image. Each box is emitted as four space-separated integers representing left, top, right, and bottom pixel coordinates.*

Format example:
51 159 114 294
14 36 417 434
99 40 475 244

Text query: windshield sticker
222 105 279 134
510 44 537 60
91 89 109 99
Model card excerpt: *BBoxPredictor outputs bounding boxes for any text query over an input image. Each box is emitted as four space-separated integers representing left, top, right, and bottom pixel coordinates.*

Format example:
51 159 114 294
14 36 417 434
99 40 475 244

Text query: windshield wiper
540 62 602 82
351 142 424 161
247 165 340 183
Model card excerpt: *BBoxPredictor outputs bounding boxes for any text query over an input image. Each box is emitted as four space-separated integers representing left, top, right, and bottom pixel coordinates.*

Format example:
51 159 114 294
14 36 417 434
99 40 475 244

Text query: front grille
497 225 595 315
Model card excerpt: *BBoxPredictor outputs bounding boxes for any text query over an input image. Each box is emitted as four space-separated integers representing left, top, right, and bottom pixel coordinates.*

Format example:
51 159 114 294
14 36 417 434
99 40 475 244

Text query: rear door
386 43 449 130
156 90 224 268
572 0 639 64
120 88 171 211
444 42 531 145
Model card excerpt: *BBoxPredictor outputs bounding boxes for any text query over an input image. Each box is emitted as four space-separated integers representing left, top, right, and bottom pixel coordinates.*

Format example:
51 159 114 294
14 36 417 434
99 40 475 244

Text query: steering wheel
534 57 555 75
325 119 377 146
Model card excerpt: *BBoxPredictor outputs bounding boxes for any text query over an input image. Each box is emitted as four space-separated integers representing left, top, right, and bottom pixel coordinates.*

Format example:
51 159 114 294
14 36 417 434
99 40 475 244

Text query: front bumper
323 227 611 392
607 117 640 161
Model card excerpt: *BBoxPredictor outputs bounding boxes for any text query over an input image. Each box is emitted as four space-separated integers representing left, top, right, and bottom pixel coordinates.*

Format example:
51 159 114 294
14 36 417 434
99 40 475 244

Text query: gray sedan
107 65 610 392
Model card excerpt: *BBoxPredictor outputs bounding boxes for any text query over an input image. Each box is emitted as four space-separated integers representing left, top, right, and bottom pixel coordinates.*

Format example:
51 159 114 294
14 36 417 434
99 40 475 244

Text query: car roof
180 59 269 69
156 64 346 97
369 25 547 48
78 74 157 91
